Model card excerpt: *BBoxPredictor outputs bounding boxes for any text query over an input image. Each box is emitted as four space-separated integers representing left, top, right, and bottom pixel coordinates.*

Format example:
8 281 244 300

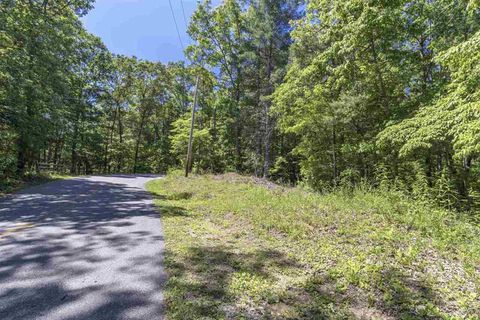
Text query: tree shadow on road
0 178 165 320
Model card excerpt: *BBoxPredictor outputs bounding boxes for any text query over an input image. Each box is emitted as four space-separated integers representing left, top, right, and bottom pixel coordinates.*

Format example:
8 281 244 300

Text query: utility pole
185 76 200 177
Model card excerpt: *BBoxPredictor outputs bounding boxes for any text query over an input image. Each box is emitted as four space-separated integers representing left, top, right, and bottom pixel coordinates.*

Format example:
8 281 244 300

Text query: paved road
0 175 165 320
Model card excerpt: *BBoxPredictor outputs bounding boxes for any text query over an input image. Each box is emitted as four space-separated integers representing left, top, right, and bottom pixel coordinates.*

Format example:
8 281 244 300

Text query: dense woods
1 0 480 211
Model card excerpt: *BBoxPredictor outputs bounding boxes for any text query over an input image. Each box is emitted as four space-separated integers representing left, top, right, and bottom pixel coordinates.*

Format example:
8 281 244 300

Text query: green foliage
187 0 302 176
271 0 480 210
170 116 215 173
434 168 460 210
0 0 196 180
0 172 70 196
147 174 480 319
411 162 430 201
3 0 480 212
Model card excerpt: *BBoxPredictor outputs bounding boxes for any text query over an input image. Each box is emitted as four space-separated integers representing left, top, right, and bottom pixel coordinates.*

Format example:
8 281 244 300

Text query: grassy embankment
0 173 71 196
147 173 480 319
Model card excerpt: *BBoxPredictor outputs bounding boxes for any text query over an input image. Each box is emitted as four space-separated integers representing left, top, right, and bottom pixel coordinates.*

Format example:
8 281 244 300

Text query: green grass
147 172 480 319
0 173 71 196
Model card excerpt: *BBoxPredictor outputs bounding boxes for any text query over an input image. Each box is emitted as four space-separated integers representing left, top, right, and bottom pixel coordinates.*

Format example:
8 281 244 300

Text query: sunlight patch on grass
147 173 480 319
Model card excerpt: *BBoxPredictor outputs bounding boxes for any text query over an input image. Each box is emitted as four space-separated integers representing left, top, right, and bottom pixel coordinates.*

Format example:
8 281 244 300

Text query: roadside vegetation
147 173 480 320
3 1 480 318
3 0 480 214
0 172 70 196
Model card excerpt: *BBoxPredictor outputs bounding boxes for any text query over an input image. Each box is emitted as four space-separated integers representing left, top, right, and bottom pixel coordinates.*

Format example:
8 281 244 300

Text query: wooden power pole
185 76 200 177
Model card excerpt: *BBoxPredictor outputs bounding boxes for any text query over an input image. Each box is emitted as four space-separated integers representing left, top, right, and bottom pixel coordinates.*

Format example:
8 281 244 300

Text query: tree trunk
262 39 275 178
70 110 80 175
234 84 242 172
103 103 119 173
16 135 27 176
332 124 337 186
70 127 78 175
133 107 148 173
117 110 124 172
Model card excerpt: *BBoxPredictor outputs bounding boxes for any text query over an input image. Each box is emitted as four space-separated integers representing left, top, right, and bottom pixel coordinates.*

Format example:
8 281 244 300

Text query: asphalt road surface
0 175 165 320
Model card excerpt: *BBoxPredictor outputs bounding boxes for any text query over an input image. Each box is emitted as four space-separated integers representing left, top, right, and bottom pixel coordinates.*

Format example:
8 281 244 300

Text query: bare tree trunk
103 103 119 173
262 39 275 178
117 110 124 172
53 140 59 165
70 117 79 175
234 84 243 172
16 135 27 176
133 107 148 173
263 114 272 178
332 123 337 186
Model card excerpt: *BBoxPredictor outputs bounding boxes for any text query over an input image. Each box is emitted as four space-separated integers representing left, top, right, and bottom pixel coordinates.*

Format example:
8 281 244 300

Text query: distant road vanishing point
0 175 165 320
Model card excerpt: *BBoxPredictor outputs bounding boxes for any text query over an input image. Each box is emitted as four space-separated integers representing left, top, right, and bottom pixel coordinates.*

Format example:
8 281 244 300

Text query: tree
187 0 246 171
0 0 97 175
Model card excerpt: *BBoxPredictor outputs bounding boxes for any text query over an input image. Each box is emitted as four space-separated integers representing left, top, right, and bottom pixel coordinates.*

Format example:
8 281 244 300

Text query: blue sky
81 0 220 63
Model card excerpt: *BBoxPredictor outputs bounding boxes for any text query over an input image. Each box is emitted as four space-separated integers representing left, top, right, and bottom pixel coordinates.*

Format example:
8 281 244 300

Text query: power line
168 0 184 52
180 0 189 30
